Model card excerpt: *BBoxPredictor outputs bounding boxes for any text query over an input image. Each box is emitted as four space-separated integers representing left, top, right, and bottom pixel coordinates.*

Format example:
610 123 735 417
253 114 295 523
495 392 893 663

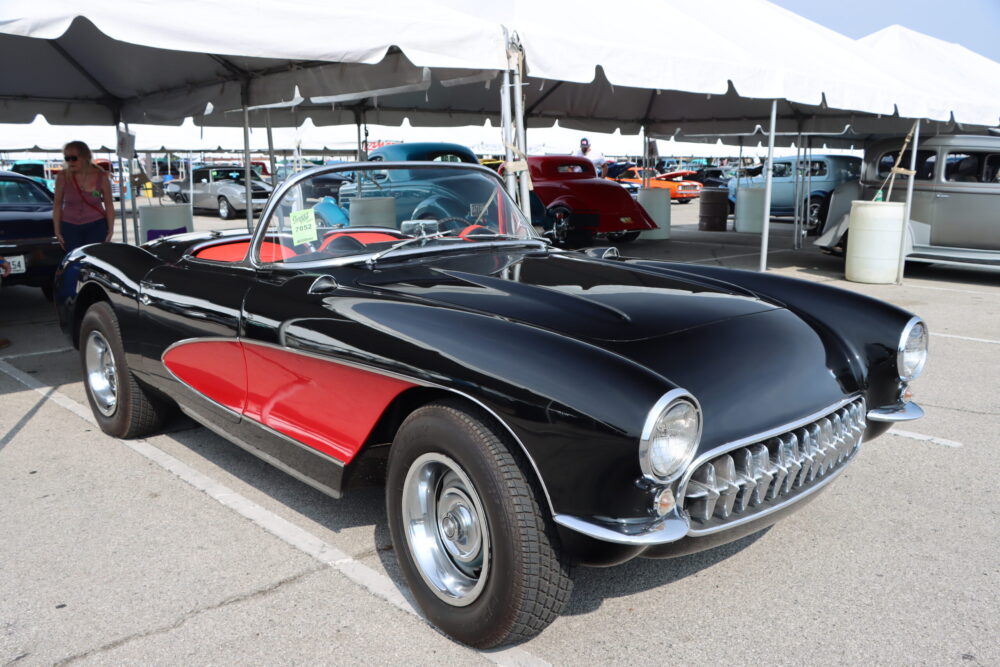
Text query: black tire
607 230 641 243
386 401 574 648
805 196 828 235
218 196 236 220
79 302 169 438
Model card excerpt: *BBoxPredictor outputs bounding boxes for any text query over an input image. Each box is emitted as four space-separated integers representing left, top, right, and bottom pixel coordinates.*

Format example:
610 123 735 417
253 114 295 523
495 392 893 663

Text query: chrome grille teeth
712 455 740 519
766 437 789 501
685 464 720 522
749 444 773 505
780 434 802 493
682 398 866 527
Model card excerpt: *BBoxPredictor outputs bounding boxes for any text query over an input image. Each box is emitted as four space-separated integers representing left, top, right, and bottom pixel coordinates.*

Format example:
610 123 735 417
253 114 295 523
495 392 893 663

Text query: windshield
257 164 541 265
0 177 52 205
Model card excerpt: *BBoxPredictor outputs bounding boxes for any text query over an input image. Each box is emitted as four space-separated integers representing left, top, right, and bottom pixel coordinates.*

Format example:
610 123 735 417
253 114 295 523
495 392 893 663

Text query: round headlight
640 394 702 482
898 318 928 381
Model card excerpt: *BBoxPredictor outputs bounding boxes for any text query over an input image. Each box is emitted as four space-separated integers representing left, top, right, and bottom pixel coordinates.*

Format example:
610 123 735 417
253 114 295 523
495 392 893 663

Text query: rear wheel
386 402 574 648
805 196 828 234
80 302 169 438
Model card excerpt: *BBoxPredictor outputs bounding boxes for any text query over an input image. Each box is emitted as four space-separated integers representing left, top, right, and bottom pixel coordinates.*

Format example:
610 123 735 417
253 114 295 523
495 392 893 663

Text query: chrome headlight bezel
897 317 928 382
639 389 703 484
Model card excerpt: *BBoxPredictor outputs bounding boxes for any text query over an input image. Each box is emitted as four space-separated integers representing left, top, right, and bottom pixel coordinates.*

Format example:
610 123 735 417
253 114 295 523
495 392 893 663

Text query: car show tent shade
0 0 508 126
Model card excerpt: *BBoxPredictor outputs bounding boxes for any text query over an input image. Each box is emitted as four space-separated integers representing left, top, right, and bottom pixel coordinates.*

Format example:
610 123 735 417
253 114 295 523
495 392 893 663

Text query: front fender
633 261 915 419
278 296 679 520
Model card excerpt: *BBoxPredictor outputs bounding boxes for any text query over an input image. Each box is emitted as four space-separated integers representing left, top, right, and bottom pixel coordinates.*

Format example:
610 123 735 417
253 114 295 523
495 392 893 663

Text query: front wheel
606 230 641 243
80 301 170 438
805 196 828 234
218 196 236 220
386 402 574 648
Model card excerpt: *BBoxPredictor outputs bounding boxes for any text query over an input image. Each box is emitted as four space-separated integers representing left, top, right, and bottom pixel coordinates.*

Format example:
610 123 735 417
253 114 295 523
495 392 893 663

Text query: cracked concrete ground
1 205 997 665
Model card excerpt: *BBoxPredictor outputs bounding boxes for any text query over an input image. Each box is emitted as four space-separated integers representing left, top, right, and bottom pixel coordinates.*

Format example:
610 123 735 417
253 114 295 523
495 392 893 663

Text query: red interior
318 231 400 250
194 241 297 262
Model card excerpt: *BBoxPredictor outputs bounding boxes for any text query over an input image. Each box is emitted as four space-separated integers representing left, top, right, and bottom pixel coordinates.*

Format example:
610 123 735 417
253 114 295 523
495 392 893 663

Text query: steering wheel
433 216 470 234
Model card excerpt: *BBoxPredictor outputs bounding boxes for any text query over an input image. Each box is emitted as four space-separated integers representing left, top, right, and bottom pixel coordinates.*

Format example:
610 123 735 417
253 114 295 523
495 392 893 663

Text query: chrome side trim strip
867 401 925 422
553 513 690 546
177 404 343 500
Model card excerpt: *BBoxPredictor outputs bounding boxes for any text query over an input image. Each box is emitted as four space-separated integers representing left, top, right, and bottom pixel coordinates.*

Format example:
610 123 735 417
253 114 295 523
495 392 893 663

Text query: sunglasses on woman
64 155 79 162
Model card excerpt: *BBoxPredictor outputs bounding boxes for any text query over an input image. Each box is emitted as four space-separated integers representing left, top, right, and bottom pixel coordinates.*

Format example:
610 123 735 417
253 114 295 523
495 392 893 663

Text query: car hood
357 252 778 343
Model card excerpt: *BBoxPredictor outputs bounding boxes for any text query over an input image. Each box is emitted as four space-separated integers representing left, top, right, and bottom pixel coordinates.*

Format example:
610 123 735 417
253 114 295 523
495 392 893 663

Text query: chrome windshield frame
248 161 541 270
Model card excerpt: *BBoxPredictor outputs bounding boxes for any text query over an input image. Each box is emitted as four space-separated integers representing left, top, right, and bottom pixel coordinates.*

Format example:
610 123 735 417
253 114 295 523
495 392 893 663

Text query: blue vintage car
727 155 861 231
312 143 487 227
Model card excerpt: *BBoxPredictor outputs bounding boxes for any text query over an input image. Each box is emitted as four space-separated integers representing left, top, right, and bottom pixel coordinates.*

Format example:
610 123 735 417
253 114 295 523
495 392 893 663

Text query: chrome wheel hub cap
402 453 489 606
85 330 117 416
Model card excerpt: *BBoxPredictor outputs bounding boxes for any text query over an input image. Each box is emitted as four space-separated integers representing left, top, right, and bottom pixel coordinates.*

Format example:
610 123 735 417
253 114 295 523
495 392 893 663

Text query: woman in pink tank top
53 140 115 253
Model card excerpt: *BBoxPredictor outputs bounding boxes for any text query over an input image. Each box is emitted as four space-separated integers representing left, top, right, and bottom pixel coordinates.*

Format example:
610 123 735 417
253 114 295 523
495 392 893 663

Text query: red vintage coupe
527 155 657 245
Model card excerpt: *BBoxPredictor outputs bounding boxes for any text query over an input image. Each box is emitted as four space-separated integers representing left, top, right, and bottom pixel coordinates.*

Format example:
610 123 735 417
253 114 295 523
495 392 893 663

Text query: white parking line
0 346 74 360
907 284 1000 297
889 429 963 448
931 332 1000 345
0 359 549 666
688 249 793 264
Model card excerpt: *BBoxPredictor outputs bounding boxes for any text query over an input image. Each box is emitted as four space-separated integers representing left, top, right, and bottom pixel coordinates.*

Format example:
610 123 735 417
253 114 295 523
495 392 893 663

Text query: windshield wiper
364 231 462 267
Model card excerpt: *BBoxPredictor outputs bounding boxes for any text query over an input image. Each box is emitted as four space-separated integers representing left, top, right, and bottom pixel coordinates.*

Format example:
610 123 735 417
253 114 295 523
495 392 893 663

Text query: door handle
140 281 166 290
935 193 950 198
139 281 165 305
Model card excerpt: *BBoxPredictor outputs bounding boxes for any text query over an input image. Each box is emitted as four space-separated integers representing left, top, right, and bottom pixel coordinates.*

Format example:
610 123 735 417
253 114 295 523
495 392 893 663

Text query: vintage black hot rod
56 162 927 647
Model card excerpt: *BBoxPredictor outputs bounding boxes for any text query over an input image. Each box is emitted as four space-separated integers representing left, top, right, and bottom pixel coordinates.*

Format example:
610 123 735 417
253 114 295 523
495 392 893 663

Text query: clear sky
768 0 1000 62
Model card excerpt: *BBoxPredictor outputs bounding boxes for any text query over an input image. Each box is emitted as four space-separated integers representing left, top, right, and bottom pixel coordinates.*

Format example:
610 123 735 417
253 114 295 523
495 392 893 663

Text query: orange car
612 167 702 203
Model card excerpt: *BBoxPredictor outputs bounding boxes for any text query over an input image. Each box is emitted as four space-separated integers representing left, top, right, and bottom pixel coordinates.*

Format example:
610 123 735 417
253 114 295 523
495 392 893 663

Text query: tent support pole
124 120 140 243
759 99 777 272
266 110 277 185
805 137 812 247
511 40 531 219
500 67 517 200
242 90 253 233
896 119 920 285
115 113 128 244
792 135 802 249
355 109 364 161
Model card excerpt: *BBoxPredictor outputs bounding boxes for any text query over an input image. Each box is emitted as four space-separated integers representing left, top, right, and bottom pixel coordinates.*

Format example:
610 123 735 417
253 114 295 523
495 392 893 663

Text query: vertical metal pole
759 100 777 272
242 100 253 232
125 120 140 243
896 119 920 285
115 115 129 244
500 67 517 199
512 44 531 220
792 136 802 249
266 110 277 184
188 151 194 211
805 137 813 243
355 109 364 162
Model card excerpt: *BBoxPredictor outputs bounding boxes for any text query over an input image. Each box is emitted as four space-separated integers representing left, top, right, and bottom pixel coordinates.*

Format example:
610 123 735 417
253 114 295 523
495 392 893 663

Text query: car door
930 149 1000 250
137 256 258 425
769 161 795 212
191 169 212 208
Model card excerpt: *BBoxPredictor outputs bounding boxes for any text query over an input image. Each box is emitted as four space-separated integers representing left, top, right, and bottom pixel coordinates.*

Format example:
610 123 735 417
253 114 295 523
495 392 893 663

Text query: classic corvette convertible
56 162 927 648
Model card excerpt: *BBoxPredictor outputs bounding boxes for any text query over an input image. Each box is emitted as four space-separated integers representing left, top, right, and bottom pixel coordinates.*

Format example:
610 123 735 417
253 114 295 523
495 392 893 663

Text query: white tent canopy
0 0 506 125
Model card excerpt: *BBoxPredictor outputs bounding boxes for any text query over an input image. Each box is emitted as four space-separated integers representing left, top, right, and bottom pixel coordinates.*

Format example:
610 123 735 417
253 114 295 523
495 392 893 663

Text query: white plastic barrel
734 187 765 233
845 201 904 284
638 188 670 239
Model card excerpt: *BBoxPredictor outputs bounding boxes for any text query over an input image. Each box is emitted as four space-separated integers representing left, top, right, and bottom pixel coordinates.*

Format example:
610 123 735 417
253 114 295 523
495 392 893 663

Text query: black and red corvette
56 162 928 648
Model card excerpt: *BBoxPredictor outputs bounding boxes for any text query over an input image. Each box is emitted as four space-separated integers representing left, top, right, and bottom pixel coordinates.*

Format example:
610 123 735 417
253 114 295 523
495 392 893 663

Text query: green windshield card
290 208 318 245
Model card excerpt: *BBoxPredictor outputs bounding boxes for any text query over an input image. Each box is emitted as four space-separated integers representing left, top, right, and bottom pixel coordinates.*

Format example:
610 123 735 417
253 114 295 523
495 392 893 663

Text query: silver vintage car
818 135 1000 269
188 165 273 219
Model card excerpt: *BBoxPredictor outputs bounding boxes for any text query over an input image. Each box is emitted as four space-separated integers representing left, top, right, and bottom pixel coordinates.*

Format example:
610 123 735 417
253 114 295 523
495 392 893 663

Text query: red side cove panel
242 343 415 463
163 340 248 413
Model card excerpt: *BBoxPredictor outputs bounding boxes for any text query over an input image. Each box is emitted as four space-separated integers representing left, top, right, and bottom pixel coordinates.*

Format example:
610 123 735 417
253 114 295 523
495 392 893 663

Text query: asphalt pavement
1 204 997 666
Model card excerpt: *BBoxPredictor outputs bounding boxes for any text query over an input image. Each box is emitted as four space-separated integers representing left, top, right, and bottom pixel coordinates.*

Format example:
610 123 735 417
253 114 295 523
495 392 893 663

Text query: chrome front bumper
867 401 924 422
